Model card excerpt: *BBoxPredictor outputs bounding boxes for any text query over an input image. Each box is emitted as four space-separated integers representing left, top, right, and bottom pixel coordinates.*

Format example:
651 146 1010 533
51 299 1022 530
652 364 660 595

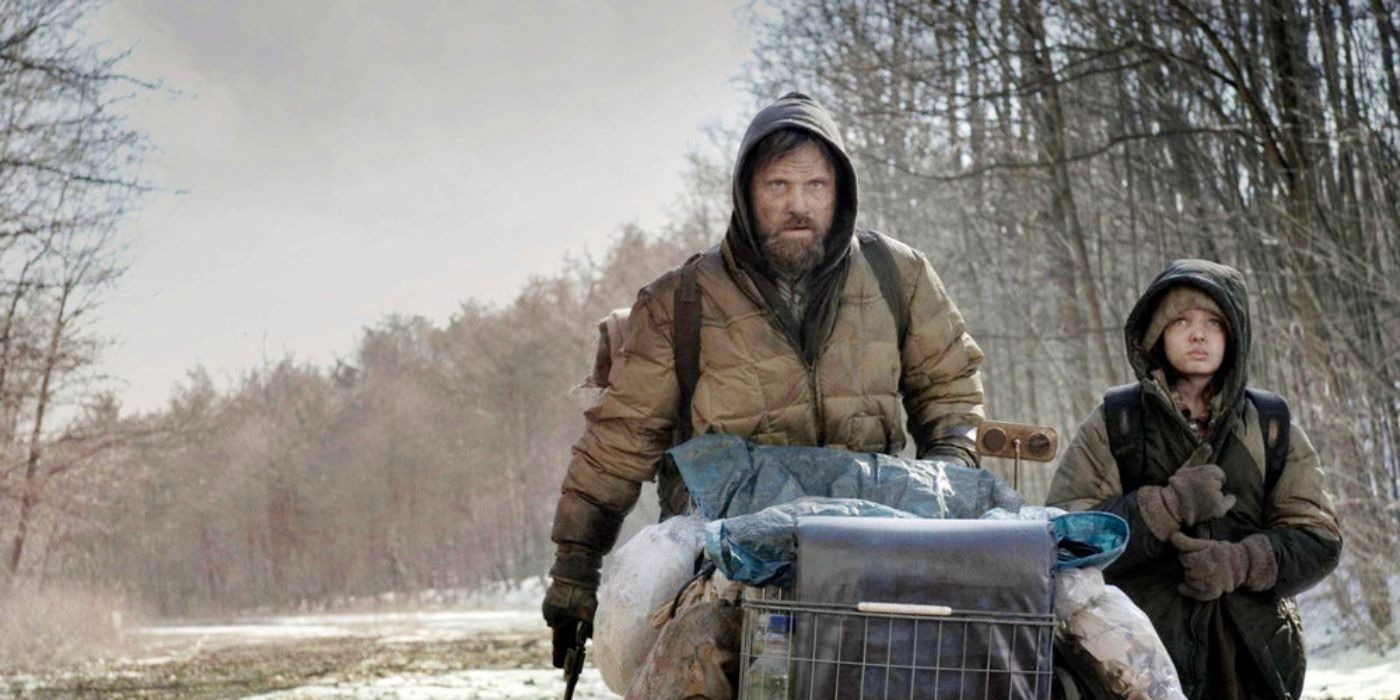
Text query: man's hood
725 92 859 281
722 92 859 360
1124 259 1252 416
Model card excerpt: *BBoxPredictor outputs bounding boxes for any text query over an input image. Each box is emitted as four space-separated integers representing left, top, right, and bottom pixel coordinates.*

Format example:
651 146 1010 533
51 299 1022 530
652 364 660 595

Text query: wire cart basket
738 518 1058 699
739 594 1054 699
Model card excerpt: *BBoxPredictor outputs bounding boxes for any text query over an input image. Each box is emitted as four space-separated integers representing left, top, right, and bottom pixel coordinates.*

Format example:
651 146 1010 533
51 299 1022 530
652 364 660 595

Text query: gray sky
88 1 753 412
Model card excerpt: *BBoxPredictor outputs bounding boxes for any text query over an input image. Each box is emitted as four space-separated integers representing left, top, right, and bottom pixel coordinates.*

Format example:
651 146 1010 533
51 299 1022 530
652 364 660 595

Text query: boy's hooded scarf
1123 259 1252 458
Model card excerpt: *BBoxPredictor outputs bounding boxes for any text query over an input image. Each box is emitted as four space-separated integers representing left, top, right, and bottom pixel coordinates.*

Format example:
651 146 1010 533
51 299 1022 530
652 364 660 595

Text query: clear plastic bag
1055 568 1187 700
594 515 706 694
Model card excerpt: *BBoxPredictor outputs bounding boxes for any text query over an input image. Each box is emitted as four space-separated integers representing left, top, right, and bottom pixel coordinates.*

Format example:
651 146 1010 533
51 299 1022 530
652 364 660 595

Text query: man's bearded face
750 142 837 279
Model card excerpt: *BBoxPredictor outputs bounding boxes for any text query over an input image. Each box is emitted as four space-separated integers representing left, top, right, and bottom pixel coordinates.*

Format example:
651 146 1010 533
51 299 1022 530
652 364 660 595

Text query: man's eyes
765 180 828 192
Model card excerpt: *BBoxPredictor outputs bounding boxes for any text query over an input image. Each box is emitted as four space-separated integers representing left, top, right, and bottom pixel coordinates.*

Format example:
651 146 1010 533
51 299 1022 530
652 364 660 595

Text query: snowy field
1 579 1396 699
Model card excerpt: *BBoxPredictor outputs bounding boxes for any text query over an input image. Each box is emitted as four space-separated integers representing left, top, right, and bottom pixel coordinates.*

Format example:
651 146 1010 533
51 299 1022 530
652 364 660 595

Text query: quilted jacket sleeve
898 250 985 466
553 278 680 553
1259 422 1342 597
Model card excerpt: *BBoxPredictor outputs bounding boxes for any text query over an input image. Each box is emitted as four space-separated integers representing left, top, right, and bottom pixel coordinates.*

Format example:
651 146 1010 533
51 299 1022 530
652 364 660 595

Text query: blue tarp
666 434 1022 521
665 435 1128 586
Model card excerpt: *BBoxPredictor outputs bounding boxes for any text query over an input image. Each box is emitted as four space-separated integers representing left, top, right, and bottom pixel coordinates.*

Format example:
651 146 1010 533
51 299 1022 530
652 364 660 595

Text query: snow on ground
113 587 627 700
242 668 617 700
138 610 536 646
1296 582 1400 700
1305 645 1400 699
11 575 1392 699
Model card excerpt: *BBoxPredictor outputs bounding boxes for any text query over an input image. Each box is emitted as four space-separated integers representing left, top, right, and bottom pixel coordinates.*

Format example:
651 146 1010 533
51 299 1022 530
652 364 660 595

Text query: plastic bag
982 507 1129 570
704 496 918 587
1054 568 1187 700
595 515 706 694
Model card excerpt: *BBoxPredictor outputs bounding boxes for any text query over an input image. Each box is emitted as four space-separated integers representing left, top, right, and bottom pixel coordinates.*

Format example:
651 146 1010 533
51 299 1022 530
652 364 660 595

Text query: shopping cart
737 517 1057 699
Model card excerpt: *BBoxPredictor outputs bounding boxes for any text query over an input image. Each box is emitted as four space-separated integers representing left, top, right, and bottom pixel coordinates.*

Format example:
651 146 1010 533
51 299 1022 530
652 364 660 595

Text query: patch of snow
265 610 525 628
137 623 346 639
454 576 549 610
133 610 539 646
1297 572 1400 698
243 667 619 700
1304 645 1400 699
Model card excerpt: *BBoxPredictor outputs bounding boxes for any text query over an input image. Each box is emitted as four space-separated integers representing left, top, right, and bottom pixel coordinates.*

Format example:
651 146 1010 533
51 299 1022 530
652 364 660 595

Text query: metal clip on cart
739 421 1061 700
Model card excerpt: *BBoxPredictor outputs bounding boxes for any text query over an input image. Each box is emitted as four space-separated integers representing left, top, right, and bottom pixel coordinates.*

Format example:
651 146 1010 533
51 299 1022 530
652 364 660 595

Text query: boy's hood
1124 259 1252 415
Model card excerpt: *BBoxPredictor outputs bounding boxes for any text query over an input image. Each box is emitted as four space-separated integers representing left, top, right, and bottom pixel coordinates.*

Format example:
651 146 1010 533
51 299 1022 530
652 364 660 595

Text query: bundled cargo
593 515 706 694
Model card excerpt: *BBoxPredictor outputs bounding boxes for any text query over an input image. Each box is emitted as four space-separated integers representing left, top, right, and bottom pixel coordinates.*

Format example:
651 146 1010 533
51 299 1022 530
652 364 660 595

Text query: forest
0 0 1395 656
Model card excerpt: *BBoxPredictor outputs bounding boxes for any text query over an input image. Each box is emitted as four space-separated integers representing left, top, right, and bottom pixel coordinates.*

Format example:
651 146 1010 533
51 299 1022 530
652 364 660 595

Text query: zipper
762 305 826 446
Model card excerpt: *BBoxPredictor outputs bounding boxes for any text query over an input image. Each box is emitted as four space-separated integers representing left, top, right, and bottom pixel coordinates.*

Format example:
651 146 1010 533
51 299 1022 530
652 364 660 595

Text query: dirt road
1 610 618 700
2 603 1394 698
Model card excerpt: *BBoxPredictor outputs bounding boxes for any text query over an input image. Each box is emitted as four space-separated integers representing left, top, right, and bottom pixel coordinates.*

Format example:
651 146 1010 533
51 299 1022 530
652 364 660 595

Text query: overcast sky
88 1 754 412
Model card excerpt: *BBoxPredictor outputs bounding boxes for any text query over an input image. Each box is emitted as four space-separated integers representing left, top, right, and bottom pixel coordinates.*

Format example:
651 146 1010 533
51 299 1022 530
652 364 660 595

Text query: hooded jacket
1047 260 1342 699
549 93 985 586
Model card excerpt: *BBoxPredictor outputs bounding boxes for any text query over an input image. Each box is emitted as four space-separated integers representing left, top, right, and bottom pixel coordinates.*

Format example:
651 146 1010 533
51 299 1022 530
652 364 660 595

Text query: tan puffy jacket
563 232 985 517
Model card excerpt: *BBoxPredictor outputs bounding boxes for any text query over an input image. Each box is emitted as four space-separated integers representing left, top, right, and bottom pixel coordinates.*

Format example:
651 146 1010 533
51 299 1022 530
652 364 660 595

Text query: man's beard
761 216 827 279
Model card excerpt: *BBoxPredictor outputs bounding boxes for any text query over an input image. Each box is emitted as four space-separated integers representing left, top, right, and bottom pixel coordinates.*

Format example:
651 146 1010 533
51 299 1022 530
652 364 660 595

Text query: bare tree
0 0 146 584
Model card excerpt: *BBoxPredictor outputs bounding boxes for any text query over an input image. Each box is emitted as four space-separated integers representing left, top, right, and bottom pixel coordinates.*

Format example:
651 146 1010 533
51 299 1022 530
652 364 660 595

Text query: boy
1047 259 1341 699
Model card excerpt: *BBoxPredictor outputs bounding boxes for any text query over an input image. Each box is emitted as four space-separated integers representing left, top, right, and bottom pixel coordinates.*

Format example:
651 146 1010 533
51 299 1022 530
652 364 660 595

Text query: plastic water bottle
745 612 791 699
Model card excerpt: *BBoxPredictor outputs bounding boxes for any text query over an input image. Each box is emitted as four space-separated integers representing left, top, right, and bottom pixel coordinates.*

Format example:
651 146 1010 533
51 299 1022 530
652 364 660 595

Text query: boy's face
1163 307 1227 380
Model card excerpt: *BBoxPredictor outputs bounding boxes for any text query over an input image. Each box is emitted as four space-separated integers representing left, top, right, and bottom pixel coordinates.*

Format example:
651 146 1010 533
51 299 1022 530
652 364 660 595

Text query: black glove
542 578 596 668
543 491 622 667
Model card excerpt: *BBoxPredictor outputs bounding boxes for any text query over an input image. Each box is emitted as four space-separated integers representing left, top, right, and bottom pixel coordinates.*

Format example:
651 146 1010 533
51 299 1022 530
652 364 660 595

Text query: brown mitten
1171 532 1277 601
1137 464 1237 540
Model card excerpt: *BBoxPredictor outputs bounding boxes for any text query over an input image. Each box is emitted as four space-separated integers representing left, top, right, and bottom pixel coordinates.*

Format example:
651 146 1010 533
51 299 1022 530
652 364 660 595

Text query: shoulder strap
1246 388 1291 494
857 230 909 346
673 258 702 443
1103 384 1146 487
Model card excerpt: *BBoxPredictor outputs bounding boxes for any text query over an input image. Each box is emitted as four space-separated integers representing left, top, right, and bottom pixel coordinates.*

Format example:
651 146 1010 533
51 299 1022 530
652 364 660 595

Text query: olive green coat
1048 260 1341 700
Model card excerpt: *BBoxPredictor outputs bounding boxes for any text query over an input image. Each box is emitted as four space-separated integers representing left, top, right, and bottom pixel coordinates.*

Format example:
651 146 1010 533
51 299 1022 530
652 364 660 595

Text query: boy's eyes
1170 316 1225 329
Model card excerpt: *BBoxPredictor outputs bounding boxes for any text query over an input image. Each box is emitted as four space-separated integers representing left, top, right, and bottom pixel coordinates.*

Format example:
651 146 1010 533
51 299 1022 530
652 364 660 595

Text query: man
542 92 986 667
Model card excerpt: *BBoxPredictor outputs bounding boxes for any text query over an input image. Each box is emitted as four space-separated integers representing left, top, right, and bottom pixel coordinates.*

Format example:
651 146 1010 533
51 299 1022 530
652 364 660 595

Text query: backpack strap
1105 384 1291 495
673 258 702 443
1103 384 1147 489
857 230 910 346
1245 388 1291 494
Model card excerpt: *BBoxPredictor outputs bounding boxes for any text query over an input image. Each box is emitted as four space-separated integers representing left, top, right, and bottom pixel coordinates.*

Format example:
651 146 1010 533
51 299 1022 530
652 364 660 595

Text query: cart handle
855 602 954 617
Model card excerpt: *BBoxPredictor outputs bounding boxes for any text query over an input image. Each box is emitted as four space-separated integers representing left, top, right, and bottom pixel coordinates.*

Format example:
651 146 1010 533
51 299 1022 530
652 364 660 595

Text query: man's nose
784 188 811 213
